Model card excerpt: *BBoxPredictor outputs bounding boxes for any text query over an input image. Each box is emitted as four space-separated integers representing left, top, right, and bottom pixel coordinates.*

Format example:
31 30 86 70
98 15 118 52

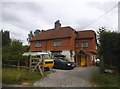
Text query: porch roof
75 49 89 55
75 49 97 56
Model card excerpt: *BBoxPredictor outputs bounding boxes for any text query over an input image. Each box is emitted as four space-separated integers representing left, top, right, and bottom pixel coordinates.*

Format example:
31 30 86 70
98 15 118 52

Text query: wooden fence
3 57 44 76
3 59 29 69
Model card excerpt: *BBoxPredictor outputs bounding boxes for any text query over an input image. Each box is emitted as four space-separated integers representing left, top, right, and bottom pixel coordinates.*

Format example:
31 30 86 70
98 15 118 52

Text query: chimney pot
54 20 61 30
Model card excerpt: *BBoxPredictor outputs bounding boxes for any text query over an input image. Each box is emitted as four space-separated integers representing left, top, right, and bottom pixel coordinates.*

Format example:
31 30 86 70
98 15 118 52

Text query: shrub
98 30 120 73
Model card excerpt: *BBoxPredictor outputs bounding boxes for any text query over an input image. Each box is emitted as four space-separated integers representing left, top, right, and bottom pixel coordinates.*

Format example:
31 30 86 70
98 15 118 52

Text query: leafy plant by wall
98 29 120 73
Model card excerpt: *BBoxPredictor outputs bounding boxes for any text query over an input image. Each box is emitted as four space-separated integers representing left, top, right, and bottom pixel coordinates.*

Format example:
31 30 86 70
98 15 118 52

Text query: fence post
29 55 32 72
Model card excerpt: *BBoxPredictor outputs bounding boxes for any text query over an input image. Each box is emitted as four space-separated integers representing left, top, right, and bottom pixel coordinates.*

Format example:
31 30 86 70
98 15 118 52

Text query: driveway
34 66 99 87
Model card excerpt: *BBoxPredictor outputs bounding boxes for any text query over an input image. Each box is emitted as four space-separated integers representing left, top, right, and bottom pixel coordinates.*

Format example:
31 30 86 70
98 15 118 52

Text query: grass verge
2 68 49 85
91 70 120 87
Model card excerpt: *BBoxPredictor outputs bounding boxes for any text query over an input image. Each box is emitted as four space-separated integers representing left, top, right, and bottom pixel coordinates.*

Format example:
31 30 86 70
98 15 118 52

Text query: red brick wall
30 38 75 52
69 31 76 50
75 38 96 51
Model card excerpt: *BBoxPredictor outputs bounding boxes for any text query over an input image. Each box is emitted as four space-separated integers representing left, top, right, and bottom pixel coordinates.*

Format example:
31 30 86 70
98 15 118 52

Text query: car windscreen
42 54 50 59
59 59 67 62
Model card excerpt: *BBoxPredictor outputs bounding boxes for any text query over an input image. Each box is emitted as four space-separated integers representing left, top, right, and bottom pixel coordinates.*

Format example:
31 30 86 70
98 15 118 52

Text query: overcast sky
0 0 119 45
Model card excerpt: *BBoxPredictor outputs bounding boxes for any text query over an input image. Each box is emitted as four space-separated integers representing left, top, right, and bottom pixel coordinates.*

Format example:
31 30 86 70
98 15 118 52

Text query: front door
81 55 86 66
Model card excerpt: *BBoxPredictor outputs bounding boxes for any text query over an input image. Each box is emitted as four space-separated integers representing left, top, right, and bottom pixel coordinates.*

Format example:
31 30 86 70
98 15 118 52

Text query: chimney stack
54 20 61 30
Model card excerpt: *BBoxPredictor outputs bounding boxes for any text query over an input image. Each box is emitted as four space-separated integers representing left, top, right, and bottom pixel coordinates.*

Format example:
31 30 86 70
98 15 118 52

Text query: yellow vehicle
38 52 54 69
22 52 54 70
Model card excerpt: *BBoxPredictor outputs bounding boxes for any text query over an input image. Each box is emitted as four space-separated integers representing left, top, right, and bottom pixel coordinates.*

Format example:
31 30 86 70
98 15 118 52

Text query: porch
75 49 97 67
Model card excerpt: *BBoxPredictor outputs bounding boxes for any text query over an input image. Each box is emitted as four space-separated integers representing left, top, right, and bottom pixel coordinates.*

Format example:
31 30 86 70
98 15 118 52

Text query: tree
27 29 45 44
11 39 24 60
2 46 11 62
1 30 11 46
34 29 41 36
97 27 106 44
97 27 106 53
2 29 11 62
27 31 33 44
98 29 120 73
10 39 25 69
22 45 30 52
2 30 30 69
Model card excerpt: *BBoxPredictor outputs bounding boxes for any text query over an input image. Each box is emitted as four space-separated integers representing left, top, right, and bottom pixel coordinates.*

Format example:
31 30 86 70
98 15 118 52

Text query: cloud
1 1 119 45
87 1 118 12
2 2 44 29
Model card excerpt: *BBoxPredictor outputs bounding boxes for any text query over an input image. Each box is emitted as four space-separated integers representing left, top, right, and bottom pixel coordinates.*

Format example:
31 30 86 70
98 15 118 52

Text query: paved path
34 66 99 87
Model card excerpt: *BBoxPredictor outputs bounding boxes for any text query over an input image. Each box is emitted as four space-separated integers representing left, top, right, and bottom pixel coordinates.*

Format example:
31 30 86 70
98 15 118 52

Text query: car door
54 59 62 68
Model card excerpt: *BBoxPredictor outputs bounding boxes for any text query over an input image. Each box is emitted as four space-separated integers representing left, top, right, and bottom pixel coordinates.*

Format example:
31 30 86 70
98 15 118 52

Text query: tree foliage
97 28 120 72
2 30 29 65
34 29 41 36
1 30 11 46
10 39 24 60
27 31 34 44
27 29 45 44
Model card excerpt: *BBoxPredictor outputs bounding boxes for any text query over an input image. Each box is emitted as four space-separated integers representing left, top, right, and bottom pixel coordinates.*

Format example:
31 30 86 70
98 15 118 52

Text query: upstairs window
54 40 61 46
75 42 79 47
35 41 41 48
81 42 88 48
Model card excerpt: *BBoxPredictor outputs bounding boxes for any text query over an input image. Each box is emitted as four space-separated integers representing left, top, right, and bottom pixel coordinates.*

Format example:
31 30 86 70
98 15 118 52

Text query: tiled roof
30 26 75 41
76 30 96 39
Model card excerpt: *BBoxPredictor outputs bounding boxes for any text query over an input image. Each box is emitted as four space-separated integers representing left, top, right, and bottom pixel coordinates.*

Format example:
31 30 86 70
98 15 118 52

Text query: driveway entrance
34 66 98 87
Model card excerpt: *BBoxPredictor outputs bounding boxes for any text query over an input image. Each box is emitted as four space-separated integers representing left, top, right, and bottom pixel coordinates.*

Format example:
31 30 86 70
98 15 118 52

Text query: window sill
35 47 41 48
53 46 61 47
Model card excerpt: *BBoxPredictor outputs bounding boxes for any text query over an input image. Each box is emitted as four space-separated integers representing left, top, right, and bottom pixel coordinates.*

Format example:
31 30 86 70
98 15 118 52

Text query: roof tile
76 30 95 39
31 26 75 41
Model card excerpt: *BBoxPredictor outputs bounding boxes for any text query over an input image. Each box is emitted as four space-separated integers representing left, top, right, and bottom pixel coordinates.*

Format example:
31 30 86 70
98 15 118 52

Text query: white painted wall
62 50 70 60
62 50 75 62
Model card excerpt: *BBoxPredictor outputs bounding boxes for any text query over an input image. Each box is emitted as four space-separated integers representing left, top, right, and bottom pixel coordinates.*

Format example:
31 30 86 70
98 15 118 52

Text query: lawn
2 68 49 85
91 70 120 87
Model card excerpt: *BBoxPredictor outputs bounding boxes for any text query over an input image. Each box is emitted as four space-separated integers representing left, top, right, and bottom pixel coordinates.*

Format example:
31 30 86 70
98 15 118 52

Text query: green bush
2 68 44 85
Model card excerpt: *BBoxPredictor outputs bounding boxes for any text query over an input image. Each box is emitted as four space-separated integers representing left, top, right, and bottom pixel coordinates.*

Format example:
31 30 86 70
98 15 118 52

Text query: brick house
29 20 97 66
75 30 97 66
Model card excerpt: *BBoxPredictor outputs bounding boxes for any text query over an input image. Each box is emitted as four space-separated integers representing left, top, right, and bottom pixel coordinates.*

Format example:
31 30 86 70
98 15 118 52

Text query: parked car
53 59 76 70
53 54 66 60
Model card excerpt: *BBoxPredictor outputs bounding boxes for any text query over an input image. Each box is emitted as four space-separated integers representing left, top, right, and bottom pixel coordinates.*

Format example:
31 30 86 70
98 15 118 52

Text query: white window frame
81 42 88 48
35 41 41 48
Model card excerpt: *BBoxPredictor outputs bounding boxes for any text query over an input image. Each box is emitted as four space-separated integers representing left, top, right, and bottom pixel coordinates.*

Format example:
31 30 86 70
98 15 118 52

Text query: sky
0 0 119 45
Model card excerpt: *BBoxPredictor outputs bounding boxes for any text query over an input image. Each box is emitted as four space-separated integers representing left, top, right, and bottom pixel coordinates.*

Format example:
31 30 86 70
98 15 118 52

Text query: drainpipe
70 50 72 61
46 40 48 52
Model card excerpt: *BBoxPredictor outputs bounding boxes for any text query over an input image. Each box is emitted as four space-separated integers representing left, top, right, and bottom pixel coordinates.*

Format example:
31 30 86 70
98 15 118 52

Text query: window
54 40 61 46
42 54 50 59
75 42 79 47
35 41 41 47
81 42 88 48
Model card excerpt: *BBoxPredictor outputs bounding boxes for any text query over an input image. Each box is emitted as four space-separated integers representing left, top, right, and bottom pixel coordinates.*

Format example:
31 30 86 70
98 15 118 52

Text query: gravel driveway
34 66 99 87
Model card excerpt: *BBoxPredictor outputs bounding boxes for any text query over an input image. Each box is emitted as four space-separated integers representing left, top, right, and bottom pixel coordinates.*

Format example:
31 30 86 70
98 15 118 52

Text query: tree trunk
17 59 20 70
